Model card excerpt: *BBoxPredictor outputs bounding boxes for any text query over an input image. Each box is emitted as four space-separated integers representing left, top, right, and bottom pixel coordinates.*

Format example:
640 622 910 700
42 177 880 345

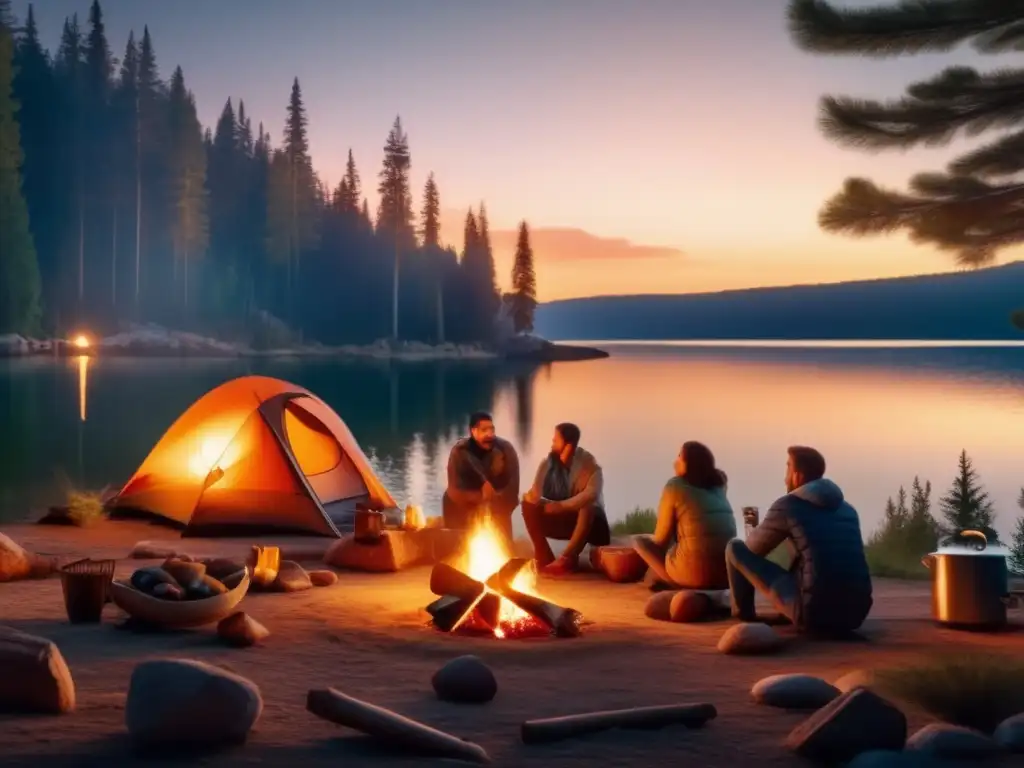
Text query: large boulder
431 655 497 704
717 622 784 655
785 687 907 764
0 627 76 714
125 658 262 750
669 590 713 623
644 591 676 621
751 674 840 710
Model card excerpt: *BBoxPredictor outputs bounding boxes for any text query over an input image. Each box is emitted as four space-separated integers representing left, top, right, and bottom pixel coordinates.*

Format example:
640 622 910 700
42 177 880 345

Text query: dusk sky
13 0 1010 300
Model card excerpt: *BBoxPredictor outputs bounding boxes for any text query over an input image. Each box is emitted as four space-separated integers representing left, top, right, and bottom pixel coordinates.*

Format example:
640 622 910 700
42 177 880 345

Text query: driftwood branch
307 687 490 763
521 702 717 744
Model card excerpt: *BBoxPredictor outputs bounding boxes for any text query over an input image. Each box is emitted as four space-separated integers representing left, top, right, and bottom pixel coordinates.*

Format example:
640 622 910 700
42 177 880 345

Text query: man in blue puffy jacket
725 446 873 634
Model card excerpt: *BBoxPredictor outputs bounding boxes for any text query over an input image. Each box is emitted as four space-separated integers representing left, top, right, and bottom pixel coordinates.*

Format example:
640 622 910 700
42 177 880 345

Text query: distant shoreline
549 339 1024 349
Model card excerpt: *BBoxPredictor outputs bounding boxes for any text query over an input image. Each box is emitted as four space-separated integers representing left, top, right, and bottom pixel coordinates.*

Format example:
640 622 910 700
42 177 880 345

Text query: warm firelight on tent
187 433 233 479
464 515 537 639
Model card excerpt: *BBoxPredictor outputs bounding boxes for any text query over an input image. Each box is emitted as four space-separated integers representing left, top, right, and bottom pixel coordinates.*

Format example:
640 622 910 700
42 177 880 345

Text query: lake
2 342 1024 541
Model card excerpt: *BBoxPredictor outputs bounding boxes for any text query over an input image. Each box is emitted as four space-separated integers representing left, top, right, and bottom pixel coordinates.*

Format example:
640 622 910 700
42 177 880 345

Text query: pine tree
167 67 207 311
461 208 478 264
907 475 938 552
787 2 1024 270
420 172 443 341
476 202 498 297
0 20 43 334
208 98 242 310
939 450 999 545
509 220 537 333
338 148 360 215
377 115 413 339
1008 488 1024 575
135 25 162 310
84 0 113 311
0 1 12 30
55 15 85 311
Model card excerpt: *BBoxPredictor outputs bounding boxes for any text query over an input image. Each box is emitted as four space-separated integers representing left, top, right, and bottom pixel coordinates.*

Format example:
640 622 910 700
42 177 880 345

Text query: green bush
611 507 656 536
864 477 938 580
875 655 1024 733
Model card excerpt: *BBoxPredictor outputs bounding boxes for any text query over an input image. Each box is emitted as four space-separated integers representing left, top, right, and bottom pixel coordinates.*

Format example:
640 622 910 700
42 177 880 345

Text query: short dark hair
469 411 493 429
788 446 826 482
555 422 581 447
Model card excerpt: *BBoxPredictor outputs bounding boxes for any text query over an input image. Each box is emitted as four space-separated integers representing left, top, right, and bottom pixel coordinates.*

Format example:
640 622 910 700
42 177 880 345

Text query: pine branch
788 0 1024 58
819 66 1024 151
949 127 1024 175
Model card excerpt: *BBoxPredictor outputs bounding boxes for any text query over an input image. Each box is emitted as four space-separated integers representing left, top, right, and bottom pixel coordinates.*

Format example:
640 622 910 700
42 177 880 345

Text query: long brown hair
681 441 726 490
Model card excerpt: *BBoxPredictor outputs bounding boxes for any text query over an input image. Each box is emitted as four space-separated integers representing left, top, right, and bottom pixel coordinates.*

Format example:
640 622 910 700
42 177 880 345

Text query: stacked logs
426 558 583 638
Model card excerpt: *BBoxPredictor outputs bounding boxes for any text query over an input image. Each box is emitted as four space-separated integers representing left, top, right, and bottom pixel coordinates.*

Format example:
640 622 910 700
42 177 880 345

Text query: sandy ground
1 521 1023 767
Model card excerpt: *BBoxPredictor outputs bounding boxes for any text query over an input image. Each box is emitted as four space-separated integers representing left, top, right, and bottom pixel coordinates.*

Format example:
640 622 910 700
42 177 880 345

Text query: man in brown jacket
522 423 610 575
442 411 520 545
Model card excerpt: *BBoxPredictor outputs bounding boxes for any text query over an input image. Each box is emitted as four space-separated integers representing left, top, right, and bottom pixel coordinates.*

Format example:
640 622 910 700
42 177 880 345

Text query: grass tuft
610 507 657 536
65 489 107 527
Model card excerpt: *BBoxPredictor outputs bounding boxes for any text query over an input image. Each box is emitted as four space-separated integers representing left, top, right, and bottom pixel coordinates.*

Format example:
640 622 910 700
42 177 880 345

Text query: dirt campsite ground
1 520 1023 767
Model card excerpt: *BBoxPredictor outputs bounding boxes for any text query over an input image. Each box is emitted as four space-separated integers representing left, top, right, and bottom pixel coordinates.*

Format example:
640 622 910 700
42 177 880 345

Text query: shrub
865 477 938 580
65 489 107 527
875 655 1024 733
611 507 656 536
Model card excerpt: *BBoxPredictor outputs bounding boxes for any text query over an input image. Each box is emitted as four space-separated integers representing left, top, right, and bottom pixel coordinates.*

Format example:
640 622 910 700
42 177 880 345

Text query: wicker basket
60 558 116 624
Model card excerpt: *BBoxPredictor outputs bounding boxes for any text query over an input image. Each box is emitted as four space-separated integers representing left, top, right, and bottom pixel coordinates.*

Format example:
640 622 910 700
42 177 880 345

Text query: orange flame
464 515 537 639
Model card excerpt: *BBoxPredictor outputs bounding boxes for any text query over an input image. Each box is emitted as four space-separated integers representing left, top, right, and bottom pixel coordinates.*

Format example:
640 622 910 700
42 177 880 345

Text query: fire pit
426 519 583 639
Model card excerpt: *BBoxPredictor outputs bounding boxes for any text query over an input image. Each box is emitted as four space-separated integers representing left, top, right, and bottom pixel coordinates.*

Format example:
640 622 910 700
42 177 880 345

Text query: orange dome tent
109 375 397 537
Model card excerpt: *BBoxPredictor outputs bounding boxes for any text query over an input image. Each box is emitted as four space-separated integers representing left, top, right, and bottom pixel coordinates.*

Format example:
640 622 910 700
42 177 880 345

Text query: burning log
307 687 490 763
486 564 582 638
426 595 477 633
474 592 501 629
429 563 485 602
521 702 717 744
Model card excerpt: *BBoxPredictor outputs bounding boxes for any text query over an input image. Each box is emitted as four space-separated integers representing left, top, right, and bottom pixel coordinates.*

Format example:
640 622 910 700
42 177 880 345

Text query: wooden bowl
598 546 648 583
110 568 251 628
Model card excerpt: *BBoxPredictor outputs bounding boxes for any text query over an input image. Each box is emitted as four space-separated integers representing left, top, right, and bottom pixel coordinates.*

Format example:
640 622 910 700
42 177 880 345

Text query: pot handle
960 529 988 551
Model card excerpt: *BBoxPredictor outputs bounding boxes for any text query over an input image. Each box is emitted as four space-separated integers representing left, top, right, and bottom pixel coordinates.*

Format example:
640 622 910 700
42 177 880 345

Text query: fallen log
485 573 582 638
307 687 490 764
429 562 485 602
474 592 501 629
426 595 478 633
521 702 717 744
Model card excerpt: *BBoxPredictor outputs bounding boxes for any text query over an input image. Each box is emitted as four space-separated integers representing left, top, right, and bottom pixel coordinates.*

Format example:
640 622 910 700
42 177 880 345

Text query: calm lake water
2 342 1024 541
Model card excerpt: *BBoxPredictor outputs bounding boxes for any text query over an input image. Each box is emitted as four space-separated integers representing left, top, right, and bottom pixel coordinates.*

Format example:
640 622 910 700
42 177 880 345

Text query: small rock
271 560 312 592
717 622 784 655
785 687 907 763
217 613 269 648
994 712 1024 752
0 627 76 714
130 566 180 594
431 655 497 704
130 540 189 560
125 658 262 750
644 591 677 621
751 674 840 710
151 583 185 600
669 590 712 623
162 558 206 588
309 570 338 587
834 668 876 693
905 723 1002 759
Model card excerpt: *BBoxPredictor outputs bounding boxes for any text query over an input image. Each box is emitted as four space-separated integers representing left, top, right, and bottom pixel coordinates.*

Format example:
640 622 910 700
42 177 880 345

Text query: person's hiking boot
540 556 578 576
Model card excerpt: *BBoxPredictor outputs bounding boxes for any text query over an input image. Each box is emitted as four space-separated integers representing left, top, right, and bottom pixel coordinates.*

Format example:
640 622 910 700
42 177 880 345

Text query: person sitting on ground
522 423 611 576
725 445 873 635
442 411 520 546
632 441 736 590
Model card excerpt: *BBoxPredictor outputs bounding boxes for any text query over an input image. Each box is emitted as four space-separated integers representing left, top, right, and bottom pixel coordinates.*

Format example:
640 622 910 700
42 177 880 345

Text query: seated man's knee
724 537 749 562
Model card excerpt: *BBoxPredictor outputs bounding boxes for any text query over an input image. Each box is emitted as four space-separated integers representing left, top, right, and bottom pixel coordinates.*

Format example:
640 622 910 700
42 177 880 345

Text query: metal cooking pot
922 530 1010 630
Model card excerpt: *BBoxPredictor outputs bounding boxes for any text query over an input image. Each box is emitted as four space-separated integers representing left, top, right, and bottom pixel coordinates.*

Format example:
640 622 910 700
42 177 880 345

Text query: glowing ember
464 516 538 638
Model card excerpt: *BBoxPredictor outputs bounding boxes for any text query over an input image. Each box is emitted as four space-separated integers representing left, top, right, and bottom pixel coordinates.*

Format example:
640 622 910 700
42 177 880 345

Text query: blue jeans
725 539 801 625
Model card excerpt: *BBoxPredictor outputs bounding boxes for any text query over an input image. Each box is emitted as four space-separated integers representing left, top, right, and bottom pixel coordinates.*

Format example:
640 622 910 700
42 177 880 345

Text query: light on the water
77 355 89 422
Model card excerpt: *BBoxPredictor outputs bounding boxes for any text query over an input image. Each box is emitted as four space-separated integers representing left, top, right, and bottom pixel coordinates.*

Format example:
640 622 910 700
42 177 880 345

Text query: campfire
426 518 583 639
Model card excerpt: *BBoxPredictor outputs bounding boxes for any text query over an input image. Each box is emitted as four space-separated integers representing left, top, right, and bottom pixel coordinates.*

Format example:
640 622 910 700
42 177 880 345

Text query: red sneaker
540 557 578 576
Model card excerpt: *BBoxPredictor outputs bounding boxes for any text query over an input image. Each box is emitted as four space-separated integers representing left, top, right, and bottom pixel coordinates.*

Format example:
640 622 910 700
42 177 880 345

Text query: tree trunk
134 89 142 309
436 279 445 343
111 203 118 307
392 236 400 340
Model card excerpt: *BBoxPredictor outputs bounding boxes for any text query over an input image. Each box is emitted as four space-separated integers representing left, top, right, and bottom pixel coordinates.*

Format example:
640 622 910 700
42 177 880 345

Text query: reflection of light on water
76 355 89 422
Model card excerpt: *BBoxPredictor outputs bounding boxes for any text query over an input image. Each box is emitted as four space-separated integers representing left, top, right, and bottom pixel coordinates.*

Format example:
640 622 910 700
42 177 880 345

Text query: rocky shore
0 327 607 363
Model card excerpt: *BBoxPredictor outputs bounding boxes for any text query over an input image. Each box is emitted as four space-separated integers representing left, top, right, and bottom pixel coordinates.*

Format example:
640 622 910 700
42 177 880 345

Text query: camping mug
354 508 386 544
742 506 759 534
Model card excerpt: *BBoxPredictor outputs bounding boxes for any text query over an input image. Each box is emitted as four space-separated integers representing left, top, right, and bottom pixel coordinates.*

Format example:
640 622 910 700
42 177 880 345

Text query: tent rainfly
109 375 397 537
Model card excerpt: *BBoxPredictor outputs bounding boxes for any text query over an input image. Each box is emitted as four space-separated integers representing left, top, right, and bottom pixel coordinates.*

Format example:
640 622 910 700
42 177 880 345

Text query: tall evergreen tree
420 172 443 341
338 148 360 214
135 25 164 310
0 20 42 334
54 15 85 312
110 30 139 309
787 2 1024 270
83 0 113 311
509 220 537 333
0 1 12 30
377 115 413 339
207 98 242 311
167 67 207 311
939 450 999 545
1008 488 1024 575
907 475 938 552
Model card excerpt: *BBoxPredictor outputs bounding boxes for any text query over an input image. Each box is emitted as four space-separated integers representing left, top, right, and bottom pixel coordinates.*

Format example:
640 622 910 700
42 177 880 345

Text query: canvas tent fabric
110 375 397 537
